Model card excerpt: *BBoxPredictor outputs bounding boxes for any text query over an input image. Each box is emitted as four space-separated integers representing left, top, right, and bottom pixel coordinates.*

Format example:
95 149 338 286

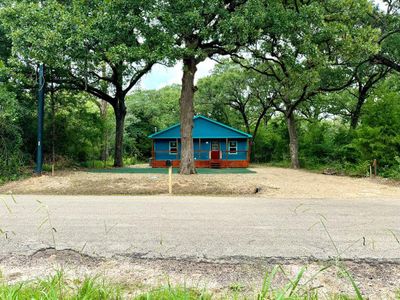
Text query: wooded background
1 0 400 180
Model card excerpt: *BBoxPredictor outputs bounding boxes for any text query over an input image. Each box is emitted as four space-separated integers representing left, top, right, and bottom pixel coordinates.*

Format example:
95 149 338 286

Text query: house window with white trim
169 141 178 154
229 141 237 154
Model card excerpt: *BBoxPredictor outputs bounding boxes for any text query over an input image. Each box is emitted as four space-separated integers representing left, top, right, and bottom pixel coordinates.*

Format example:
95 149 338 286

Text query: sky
139 59 217 90
139 0 386 91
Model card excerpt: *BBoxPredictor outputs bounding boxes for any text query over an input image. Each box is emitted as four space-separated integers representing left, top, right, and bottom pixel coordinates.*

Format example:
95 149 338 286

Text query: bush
0 86 24 183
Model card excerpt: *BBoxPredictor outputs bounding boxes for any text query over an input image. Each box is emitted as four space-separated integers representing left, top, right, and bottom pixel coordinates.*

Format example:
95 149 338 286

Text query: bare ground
1 166 400 298
1 165 400 199
1 249 400 299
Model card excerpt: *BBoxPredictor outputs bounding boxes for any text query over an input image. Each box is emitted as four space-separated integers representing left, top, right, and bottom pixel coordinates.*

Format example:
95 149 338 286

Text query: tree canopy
1 0 170 166
1 0 400 181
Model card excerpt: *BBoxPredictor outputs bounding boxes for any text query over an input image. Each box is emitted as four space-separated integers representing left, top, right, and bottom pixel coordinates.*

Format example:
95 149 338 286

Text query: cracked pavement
0 195 399 261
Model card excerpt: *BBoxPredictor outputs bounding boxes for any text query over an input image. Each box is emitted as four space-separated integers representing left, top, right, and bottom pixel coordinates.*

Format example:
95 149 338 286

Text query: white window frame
169 141 178 155
229 141 238 154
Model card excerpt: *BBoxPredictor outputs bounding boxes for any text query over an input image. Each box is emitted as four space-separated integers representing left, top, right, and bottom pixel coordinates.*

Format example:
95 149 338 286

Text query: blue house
149 115 252 168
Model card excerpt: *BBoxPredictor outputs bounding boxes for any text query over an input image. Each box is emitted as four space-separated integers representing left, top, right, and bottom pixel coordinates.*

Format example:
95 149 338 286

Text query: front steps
210 161 221 169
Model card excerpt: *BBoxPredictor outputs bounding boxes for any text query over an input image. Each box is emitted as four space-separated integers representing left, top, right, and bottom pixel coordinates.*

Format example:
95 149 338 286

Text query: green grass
0 272 122 300
135 285 212 300
80 158 140 169
88 167 255 174
0 264 373 300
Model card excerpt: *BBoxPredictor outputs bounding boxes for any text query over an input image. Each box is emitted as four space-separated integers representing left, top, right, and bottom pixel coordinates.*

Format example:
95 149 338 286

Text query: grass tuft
0 265 375 300
134 285 212 300
0 272 121 300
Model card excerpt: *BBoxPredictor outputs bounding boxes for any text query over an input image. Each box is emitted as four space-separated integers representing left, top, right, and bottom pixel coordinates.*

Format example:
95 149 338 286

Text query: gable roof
149 115 252 139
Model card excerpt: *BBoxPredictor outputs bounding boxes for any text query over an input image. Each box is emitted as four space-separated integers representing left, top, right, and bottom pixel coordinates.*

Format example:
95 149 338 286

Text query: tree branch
123 62 155 96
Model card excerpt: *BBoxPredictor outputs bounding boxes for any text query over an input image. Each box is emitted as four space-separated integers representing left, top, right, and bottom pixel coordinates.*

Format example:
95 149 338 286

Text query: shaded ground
1 165 400 198
1 249 400 299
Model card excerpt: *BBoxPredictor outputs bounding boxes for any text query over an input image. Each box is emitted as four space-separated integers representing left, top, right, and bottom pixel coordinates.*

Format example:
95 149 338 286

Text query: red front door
211 140 220 159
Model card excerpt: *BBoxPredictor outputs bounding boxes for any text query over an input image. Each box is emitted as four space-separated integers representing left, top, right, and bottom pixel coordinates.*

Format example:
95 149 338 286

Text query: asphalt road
0 195 399 260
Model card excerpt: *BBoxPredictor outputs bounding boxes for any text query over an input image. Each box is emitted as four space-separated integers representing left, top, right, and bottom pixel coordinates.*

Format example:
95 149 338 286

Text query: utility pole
35 64 45 175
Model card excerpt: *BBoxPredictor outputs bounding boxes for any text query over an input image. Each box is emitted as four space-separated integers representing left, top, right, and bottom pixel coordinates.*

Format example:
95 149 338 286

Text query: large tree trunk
113 98 126 168
286 113 300 169
100 64 110 163
179 57 197 175
100 100 109 163
350 93 367 130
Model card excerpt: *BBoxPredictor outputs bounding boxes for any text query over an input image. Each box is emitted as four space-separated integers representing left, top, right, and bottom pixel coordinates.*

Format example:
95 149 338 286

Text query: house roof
149 115 252 139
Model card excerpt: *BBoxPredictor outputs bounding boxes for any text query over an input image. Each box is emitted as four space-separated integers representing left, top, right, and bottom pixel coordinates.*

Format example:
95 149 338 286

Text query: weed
135 285 212 300
229 283 244 292
0 272 121 300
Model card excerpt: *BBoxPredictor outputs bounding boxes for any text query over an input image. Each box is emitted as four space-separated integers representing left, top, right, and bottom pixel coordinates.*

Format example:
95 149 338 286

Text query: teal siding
150 115 251 162
154 139 180 160
154 139 248 161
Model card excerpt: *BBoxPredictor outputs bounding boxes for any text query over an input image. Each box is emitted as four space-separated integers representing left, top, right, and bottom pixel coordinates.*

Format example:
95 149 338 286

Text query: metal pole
35 64 45 175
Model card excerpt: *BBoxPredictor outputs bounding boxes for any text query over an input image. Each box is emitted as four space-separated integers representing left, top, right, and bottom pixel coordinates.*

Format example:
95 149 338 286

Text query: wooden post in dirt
166 159 173 194
373 159 377 177
168 166 173 194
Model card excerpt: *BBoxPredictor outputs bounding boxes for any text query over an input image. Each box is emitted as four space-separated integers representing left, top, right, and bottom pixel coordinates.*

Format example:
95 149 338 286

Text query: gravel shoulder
1 249 400 299
1 166 400 199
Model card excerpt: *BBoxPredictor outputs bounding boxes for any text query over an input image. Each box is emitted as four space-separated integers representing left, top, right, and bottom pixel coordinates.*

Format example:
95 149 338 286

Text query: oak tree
2 0 168 167
233 0 379 168
156 0 264 174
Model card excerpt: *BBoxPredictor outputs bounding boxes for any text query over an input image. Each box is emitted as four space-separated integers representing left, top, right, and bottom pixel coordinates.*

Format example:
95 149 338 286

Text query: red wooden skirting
151 160 249 168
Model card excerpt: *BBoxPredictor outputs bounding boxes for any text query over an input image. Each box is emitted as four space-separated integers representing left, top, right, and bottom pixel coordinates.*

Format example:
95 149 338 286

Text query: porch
151 138 250 168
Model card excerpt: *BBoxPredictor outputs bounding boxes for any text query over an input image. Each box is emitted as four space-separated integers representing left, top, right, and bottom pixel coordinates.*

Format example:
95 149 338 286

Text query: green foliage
125 85 180 160
135 285 211 300
0 64 23 183
1 0 174 167
0 272 121 300
38 91 105 164
253 118 290 163
0 267 370 300
155 0 264 62
1 0 167 72
384 156 400 179
0 0 400 180
196 61 273 139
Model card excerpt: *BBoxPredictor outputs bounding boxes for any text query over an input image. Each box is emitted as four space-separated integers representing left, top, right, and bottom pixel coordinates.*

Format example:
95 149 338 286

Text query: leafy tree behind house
156 0 265 174
1 0 170 167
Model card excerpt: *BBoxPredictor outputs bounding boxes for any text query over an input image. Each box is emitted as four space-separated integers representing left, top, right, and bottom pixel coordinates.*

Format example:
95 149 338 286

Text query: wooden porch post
199 138 201 160
247 139 251 162
151 140 155 166
226 138 228 162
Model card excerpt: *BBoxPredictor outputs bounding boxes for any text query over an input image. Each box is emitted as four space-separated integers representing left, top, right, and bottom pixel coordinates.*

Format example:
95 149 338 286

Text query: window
169 141 178 154
229 141 237 154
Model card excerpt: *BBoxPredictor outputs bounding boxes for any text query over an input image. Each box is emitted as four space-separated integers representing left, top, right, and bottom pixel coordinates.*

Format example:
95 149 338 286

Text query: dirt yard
1 165 400 199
